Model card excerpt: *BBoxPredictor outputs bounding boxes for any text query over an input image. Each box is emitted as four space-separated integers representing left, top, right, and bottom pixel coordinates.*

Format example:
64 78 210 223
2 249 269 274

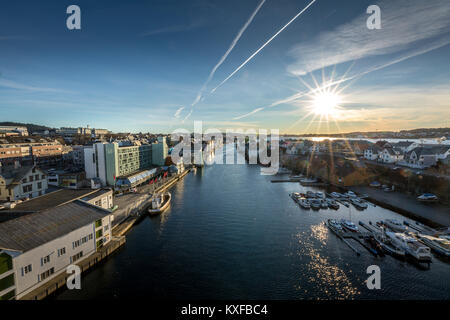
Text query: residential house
0 164 48 201
380 147 404 164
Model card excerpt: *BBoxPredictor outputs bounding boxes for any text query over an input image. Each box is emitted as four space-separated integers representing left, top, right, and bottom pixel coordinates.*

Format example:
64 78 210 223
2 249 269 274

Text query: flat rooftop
3 188 104 213
0 200 109 252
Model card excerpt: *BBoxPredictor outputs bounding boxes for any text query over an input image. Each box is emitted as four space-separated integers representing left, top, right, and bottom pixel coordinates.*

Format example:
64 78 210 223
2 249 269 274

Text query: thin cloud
287 0 450 75
0 78 73 93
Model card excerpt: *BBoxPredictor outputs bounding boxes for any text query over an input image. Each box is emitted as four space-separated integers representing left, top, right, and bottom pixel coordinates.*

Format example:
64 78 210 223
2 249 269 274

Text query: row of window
22 182 43 193
72 233 93 249
22 174 46 184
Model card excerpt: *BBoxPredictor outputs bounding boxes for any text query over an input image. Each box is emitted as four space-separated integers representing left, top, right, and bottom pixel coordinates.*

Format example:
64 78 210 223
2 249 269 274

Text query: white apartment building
0 200 113 300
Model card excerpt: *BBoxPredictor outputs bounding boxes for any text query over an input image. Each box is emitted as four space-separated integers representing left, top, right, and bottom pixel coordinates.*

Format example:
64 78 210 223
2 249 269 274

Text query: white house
0 200 114 300
364 146 382 161
0 164 48 201
380 147 404 164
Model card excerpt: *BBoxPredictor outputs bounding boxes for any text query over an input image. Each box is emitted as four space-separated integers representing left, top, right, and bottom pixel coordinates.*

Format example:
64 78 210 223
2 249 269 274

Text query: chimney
14 160 21 169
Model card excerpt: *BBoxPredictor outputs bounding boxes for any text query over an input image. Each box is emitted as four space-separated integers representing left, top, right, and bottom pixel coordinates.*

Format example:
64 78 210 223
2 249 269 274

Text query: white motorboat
417 235 450 257
320 199 328 209
306 191 316 198
298 198 311 209
417 193 438 202
341 220 359 232
330 192 341 198
385 232 432 262
327 219 343 234
148 192 171 215
350 198 368 209
374 229 406 257
309 199 322 210
383 219 407 232
327 199 340 210
345 191 357 198
290 192 301 202
315 192 325 199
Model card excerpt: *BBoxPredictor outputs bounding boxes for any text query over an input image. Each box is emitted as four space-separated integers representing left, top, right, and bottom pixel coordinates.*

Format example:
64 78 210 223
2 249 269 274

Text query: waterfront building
0 200 113 300
0 164 48 201
152 137 168 166
84 142 152 186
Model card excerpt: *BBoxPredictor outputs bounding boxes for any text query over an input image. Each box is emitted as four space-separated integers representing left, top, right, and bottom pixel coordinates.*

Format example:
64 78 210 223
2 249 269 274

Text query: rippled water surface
55 162 450 300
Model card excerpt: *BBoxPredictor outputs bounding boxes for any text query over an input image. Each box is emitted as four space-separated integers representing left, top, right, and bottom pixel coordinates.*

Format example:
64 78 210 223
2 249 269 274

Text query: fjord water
56 163 450 299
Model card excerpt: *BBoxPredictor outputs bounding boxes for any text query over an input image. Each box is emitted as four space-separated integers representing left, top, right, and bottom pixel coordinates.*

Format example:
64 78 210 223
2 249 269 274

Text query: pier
112 167 192 236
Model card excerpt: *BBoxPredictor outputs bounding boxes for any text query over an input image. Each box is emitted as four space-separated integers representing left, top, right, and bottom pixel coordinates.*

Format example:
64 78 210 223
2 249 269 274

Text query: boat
327 219 343 234
383 219 407 232
320 199 328 209
341 220 359 232
383 186 394 192
298 198 311 209
299 178 320 186
315 192 325 199
309 199 322 210
365 236 385 257
327 199 340 210
306 191 316 198
290 192 301 202
417 193 439 202
350 198 368 209
417 235 450 257
385 232 432 262
330 192 341 198
346 191 357 198
373 228 406 257
148 192 171 214
369 181 381 188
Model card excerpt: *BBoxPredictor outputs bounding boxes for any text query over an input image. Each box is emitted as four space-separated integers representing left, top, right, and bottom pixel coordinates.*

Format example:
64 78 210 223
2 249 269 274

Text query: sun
311 91 342 116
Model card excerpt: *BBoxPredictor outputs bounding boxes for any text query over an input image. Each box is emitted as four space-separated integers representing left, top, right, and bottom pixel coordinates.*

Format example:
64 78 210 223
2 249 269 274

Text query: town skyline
1 0 450 134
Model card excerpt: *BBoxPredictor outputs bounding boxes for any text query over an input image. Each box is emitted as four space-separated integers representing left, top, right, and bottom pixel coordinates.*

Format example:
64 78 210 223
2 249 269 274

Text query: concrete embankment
20 236 126 300
350 186 450 228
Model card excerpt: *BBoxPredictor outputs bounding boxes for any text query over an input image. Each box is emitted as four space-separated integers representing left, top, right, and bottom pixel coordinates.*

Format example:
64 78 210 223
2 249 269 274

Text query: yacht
374 229 406 257
370 181 381 188
385 232 432 262
350 198 368 209
327 199 340 210
148 192 171 215
327 219 343 234
341 220 359 232
417 235 450 257
320 199 328 209
383 219 407 232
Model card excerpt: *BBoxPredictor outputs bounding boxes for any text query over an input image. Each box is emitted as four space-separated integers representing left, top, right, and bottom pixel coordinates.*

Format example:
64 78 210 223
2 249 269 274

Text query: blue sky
1 0 449 134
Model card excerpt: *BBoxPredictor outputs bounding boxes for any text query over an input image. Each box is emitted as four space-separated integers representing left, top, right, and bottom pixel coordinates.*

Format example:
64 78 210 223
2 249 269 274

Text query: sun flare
312 91 342 116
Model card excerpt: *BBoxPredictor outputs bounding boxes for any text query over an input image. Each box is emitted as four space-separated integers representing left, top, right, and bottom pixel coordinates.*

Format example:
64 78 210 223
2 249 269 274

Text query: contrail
211 0 317 93
232 39 450 120
183 0 266 122
191 0 266 108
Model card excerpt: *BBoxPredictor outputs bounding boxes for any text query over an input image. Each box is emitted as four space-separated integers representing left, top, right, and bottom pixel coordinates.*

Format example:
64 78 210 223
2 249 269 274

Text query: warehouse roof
0 200 110 252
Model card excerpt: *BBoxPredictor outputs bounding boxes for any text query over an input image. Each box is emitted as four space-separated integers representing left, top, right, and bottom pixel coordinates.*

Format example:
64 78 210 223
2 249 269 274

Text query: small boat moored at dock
385 232 432 262
148 192 171 215
341 220 359 232
417 193 439 202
